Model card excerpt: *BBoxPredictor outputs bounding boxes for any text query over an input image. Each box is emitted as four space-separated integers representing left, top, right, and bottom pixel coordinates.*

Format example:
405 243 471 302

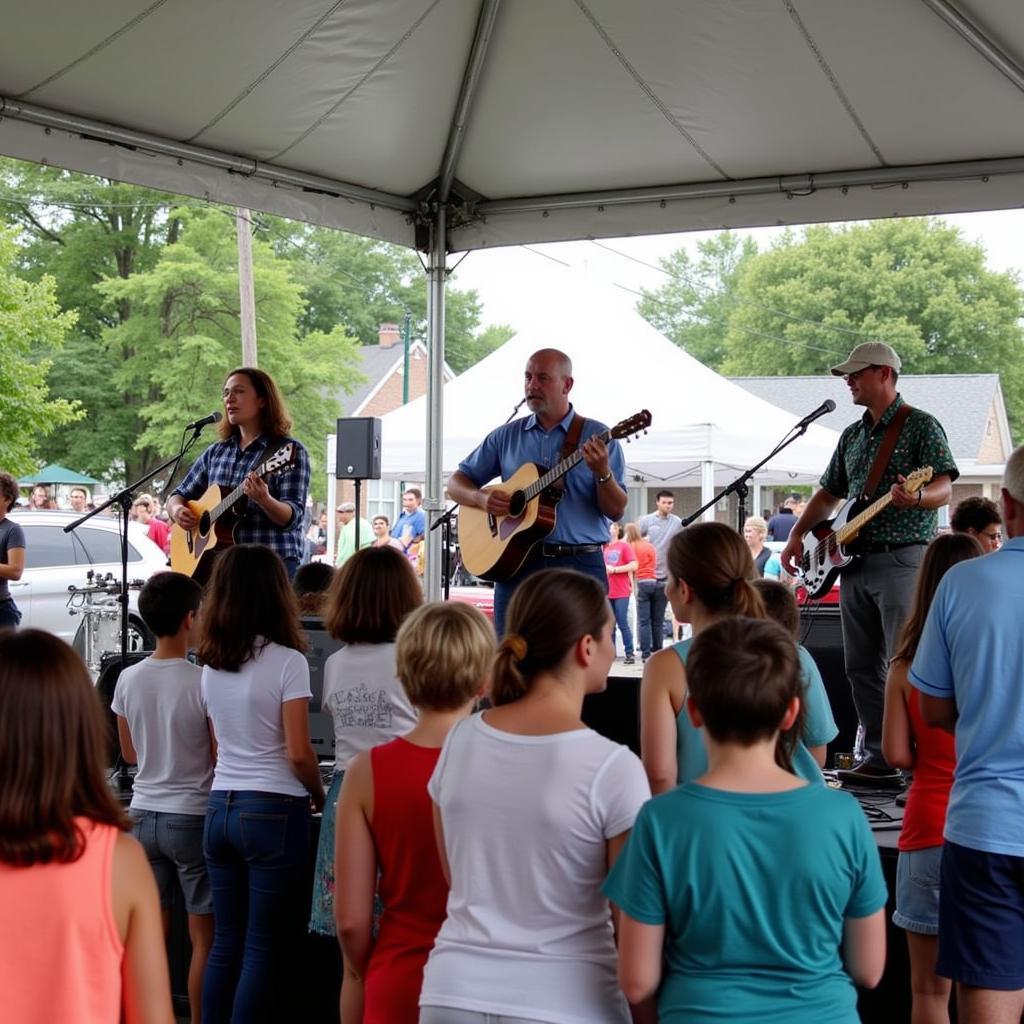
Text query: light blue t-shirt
457 405 626 545
603 783 887 1024
910 537 1024 856
672 639 838 785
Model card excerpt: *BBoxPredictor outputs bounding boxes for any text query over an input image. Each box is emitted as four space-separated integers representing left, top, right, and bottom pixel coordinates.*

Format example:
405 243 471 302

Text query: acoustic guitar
170 441 298 582
458 411 652 582
796 465 934 599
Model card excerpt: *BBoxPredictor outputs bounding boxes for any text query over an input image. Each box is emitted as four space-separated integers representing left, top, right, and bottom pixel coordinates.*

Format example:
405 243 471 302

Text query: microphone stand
63 423 209 664
681 415 817 531
430 396 527 598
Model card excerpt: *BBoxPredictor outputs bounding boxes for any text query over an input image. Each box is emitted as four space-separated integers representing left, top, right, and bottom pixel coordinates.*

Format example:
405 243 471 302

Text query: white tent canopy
3 1 1024 252
377 289 838 488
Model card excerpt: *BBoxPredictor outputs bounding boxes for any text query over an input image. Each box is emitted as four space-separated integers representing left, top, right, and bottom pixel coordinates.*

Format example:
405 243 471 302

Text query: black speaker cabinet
336 417 382 479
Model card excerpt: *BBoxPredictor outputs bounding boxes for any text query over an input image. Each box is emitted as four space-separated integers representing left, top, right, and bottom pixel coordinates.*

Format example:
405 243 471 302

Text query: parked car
446 581 495 622
8 509 168 650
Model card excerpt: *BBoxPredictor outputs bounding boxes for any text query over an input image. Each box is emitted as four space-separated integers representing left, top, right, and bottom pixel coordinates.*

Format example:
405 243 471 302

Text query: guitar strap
861 403 913 500
551 413 587 493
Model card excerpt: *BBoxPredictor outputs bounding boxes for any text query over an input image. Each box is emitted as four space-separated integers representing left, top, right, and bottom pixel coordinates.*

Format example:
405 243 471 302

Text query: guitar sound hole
199 512 211 535
508 491 526 517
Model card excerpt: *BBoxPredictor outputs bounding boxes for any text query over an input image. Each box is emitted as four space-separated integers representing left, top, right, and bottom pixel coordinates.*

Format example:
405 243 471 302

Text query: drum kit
69 571 150 677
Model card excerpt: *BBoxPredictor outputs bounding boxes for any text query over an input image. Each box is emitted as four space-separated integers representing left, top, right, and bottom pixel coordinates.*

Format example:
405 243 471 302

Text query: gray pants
838 544 924 764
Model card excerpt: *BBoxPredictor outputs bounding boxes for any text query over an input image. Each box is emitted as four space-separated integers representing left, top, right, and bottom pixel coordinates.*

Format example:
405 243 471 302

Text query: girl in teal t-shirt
606 617 888 1024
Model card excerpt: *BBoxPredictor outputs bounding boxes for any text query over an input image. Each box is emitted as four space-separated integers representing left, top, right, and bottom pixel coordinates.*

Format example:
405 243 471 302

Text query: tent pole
700 462 716 523
424 204 447 602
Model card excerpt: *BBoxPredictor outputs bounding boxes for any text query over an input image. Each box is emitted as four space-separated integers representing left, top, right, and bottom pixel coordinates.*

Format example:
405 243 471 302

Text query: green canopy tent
18 464 99 486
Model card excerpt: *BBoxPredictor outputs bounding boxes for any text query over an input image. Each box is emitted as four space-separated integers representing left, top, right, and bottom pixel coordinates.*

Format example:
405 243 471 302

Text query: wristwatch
596 472 613 485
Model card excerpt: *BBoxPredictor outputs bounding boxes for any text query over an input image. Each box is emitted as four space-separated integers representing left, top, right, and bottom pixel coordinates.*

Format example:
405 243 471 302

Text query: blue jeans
493 549 608 637
0 598 21 630
609 596 633 656
202 790 311 1024
635 579 667 658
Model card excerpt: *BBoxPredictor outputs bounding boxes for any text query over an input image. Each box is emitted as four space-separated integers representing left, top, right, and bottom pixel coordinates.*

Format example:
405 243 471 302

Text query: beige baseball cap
830 341 902 377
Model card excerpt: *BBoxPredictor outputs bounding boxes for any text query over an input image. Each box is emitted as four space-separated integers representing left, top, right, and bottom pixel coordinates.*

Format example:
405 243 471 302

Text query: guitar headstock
902 466 934 494
262 442 297 476
610 410 652 442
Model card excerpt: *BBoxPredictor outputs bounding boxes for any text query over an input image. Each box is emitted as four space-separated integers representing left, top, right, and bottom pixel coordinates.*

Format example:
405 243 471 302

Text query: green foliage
0 226 82 473
637 231 757 366
638 220 1024 435
98 208 363 500
262 218 494 372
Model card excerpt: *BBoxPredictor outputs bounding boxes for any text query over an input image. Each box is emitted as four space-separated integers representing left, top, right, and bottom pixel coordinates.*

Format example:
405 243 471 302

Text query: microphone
185 411 223 431
796 399 836 427
504 397 526 425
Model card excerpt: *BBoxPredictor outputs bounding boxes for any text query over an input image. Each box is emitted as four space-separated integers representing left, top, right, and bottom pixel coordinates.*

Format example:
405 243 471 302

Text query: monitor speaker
336 417 381 480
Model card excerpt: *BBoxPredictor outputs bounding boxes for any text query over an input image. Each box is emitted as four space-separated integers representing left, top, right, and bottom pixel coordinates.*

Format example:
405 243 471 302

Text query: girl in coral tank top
0 630 173 1024
882 532 985 1024
335 601 494 1023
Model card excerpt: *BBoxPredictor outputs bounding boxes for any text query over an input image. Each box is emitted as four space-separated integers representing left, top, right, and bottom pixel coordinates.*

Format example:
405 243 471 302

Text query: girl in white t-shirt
197 545 326 1024
420 569 651 1024
308 545 423 938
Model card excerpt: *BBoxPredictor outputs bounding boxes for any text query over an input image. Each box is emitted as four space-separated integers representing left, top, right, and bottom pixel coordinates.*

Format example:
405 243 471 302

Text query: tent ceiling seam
186 0 353 144
782 0 887 167
266 0 445 165
573 0 730 181
918 0 1024 95
17 0 170 98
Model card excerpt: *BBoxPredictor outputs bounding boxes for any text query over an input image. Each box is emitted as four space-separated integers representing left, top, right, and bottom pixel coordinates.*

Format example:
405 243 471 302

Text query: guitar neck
834 491 894 545
524 429 612 499
208 461 273 524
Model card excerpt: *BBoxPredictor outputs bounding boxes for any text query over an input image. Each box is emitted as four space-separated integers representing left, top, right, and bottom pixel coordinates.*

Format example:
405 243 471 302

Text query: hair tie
503 634 528 661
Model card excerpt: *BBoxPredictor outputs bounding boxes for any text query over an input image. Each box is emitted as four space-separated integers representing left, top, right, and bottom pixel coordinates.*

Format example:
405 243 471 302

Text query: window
21 526 78 569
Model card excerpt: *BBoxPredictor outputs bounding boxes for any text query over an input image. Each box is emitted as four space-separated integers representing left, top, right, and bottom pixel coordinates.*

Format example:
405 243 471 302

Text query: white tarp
3 1 1024 251
377 288 838 485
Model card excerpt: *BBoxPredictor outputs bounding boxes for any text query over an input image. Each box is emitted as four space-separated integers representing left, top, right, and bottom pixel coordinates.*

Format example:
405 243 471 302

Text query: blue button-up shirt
172 433 310 562
457 406 625 545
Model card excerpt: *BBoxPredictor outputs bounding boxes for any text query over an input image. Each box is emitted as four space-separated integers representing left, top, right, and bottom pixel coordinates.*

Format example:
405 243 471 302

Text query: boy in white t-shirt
111 571 213 1024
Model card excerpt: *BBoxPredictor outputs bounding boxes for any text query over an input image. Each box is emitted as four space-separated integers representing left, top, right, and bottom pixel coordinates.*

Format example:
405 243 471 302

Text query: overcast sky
450 208 1024 341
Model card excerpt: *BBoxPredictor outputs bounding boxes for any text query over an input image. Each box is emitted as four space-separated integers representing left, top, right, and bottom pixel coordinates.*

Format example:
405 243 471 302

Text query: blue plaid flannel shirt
172 433 310 563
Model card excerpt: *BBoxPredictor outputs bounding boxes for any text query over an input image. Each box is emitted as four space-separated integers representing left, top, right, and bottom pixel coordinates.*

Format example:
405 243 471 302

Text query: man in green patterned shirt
781 342 958 782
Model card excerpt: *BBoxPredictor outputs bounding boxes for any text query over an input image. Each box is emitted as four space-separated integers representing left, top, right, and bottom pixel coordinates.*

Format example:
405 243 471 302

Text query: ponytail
667 523 766 620
491 570 609 705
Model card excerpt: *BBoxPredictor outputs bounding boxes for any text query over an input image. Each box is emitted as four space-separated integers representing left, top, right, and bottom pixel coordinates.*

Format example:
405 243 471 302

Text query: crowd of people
2 347 1023 1024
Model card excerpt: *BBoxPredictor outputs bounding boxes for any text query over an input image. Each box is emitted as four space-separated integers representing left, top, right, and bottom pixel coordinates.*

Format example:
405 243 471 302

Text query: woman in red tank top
334 602 494 1023
882 532 985 1024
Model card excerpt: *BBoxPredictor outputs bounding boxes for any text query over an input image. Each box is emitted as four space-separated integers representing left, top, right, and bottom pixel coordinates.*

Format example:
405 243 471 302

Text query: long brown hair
667 522 765 619
217 367 292 441
687 617 804 773
0 631 129 865
196 544 307 670
492 569 609 706
323 545 423 644
893 533 984 663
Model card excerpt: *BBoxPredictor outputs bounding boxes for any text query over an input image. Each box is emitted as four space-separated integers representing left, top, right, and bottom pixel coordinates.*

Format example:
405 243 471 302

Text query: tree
262 219 500 372
0 158 180 480
637 231 757 367
638 220 1024 435
98 208 363 498
0 225 82 473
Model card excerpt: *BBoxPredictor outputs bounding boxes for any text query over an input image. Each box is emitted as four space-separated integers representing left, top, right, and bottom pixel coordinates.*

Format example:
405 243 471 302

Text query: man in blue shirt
448 348 627 635
390 487 426 553
167 368 310 580
911 444 1024 1020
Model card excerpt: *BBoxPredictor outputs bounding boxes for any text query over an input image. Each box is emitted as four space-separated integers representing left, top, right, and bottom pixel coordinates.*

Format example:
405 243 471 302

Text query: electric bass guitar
170 441 298 583
796 465 934 599
458 411 652 582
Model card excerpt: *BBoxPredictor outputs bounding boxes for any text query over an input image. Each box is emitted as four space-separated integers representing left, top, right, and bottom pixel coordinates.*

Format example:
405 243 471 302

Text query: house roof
729 374 1012 466
340 339 452 416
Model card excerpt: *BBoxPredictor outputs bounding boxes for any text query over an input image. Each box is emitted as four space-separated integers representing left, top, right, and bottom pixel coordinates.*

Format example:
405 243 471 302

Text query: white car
8 509 169 652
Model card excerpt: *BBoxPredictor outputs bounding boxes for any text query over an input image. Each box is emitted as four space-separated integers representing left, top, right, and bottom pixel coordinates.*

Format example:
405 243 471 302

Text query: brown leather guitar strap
551 413 587 493
861 403 913 500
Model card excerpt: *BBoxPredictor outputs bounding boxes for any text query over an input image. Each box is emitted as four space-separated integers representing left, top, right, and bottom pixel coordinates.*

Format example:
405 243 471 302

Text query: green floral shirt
820 395 959 546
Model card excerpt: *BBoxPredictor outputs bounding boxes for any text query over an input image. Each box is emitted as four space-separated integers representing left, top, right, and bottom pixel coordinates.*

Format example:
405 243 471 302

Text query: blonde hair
744 516 768 539
396 602 495 711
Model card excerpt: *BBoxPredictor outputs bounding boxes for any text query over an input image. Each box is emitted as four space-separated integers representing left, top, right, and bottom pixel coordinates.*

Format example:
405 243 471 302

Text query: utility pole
236 208 257 366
